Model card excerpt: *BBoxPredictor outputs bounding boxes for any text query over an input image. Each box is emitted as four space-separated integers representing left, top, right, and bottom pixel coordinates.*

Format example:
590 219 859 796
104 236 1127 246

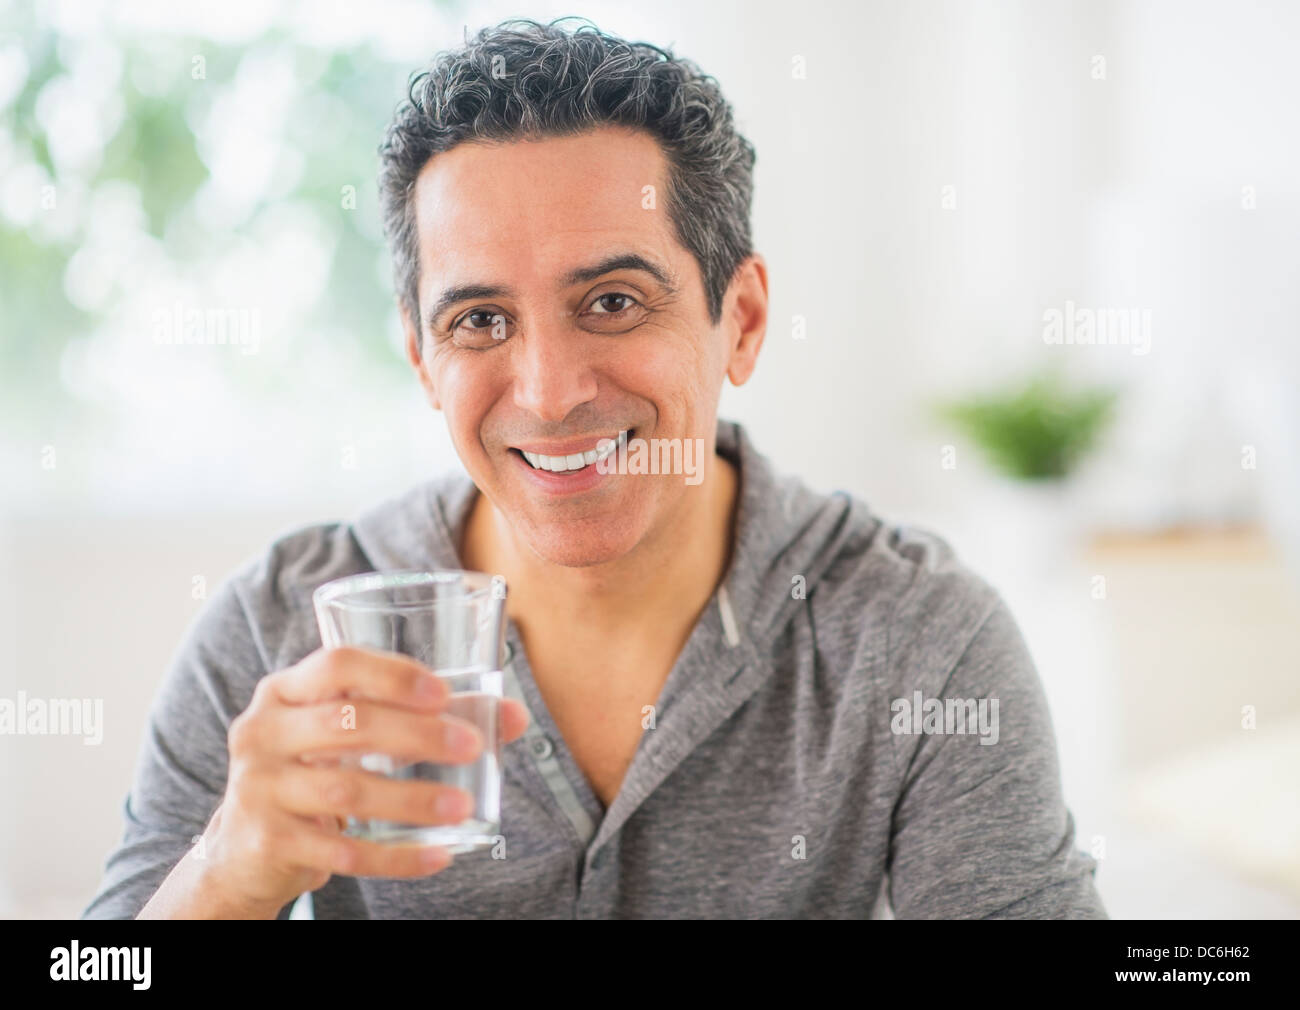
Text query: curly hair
378 16 756 341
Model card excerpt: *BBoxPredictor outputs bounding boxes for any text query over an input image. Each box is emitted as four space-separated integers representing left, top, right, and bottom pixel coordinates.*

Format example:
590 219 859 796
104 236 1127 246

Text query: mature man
83 18 1105 919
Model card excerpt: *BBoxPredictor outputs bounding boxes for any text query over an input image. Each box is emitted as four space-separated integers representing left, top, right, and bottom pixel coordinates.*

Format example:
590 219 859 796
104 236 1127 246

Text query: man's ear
724 253 768 387
402 301 441 411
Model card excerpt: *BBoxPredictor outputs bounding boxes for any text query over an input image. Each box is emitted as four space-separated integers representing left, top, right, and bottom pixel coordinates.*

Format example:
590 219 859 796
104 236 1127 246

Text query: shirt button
530 735 554 760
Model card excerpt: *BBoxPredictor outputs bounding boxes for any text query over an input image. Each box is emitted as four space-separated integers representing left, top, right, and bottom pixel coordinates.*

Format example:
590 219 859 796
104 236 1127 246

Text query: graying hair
378 16 756 342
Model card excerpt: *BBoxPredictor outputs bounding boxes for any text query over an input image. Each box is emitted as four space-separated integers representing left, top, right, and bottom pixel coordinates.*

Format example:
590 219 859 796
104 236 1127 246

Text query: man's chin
523 533 639 569
507 510 645 568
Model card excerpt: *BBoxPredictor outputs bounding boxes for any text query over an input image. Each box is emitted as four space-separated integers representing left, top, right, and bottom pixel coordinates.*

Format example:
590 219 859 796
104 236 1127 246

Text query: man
83 17 1105 919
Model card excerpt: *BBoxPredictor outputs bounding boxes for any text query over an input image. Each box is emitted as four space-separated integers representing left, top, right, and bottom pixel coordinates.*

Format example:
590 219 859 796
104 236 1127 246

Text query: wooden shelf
1085 523 1276 562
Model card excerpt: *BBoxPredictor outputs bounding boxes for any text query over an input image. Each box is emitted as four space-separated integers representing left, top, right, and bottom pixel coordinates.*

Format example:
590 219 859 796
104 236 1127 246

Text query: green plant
935 371 1119 481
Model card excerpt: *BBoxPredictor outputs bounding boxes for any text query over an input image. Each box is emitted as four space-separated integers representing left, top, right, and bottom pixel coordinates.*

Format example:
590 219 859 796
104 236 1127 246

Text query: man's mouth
511 428 631 473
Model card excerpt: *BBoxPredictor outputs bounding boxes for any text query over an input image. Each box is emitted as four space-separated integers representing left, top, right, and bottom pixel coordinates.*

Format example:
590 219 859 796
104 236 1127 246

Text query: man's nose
510 318 599 423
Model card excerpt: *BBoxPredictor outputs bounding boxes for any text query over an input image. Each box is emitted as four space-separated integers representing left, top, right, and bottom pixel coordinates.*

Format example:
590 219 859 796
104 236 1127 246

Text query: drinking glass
312 569 509 853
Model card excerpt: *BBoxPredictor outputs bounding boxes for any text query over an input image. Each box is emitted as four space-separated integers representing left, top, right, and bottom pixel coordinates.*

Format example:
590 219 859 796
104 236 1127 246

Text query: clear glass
311 569 509 853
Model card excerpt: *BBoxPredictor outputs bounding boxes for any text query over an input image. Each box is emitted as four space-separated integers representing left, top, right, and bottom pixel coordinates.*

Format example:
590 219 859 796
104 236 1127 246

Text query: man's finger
270 646 449 710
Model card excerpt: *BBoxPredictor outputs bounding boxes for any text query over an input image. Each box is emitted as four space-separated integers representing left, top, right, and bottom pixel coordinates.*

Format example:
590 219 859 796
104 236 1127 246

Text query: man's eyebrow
424 284 510 332
423 253 676 331
560 252 676 291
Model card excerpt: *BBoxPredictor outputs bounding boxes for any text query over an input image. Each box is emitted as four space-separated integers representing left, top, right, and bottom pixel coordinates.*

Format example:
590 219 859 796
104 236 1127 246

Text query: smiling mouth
511 428 631 473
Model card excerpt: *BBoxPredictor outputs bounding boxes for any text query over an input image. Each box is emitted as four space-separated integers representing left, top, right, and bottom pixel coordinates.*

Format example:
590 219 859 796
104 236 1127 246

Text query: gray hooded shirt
81 417 1106 919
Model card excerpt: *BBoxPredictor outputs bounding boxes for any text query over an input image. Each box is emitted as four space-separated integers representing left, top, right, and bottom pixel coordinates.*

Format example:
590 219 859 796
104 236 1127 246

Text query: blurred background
1 0 1296 918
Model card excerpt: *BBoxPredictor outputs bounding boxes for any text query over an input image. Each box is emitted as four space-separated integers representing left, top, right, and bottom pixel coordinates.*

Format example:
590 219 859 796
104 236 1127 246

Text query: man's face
404 125 750 568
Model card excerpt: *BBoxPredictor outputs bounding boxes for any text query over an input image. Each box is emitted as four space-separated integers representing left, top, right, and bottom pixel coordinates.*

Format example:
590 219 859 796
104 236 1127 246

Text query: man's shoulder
228 475 455 594
228 517 369 613
798 488 1004 682
736 423 997 638
214 478 451 670
791 481 997 619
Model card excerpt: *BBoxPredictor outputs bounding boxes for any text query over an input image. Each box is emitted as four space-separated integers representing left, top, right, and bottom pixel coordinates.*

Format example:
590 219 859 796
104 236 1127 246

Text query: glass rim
312 568 506 613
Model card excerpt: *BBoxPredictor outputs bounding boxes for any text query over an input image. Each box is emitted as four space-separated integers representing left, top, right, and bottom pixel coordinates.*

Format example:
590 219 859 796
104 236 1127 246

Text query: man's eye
448 309 510 347
461 310 503 329
589 292 636 314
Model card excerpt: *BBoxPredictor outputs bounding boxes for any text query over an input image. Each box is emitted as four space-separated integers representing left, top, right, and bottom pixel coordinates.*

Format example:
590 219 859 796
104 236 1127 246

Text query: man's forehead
412 127 674 277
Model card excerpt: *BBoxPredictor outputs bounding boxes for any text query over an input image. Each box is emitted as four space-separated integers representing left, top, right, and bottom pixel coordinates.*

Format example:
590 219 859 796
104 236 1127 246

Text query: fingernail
423 847 450 869
436 790 470 820
444 721 480 755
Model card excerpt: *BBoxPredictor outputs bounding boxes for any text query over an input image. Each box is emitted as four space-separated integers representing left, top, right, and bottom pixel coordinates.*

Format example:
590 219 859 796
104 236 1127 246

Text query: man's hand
139 645 530 919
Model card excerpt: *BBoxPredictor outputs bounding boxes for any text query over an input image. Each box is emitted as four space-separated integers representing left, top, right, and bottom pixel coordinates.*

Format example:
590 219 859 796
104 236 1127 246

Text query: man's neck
460 451 739 643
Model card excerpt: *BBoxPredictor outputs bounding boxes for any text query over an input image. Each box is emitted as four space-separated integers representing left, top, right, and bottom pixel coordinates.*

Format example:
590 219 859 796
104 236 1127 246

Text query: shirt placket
500 641 601 849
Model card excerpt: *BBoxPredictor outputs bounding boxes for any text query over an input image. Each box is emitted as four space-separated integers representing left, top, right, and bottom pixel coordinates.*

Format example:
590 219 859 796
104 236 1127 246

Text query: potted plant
936 370 1119 482
933 368 1120 570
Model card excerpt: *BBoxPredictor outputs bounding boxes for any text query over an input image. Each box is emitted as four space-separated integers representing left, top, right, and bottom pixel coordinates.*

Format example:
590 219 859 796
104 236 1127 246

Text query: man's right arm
136 801 292 919
81 552 523 920
80 572 276 919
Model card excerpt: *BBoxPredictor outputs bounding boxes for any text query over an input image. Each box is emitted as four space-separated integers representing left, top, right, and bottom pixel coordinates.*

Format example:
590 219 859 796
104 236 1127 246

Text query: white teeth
520 430 627 473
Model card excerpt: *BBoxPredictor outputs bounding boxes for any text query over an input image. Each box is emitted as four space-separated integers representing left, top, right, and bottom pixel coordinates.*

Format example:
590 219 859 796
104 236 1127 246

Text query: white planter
971 475 1083 585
